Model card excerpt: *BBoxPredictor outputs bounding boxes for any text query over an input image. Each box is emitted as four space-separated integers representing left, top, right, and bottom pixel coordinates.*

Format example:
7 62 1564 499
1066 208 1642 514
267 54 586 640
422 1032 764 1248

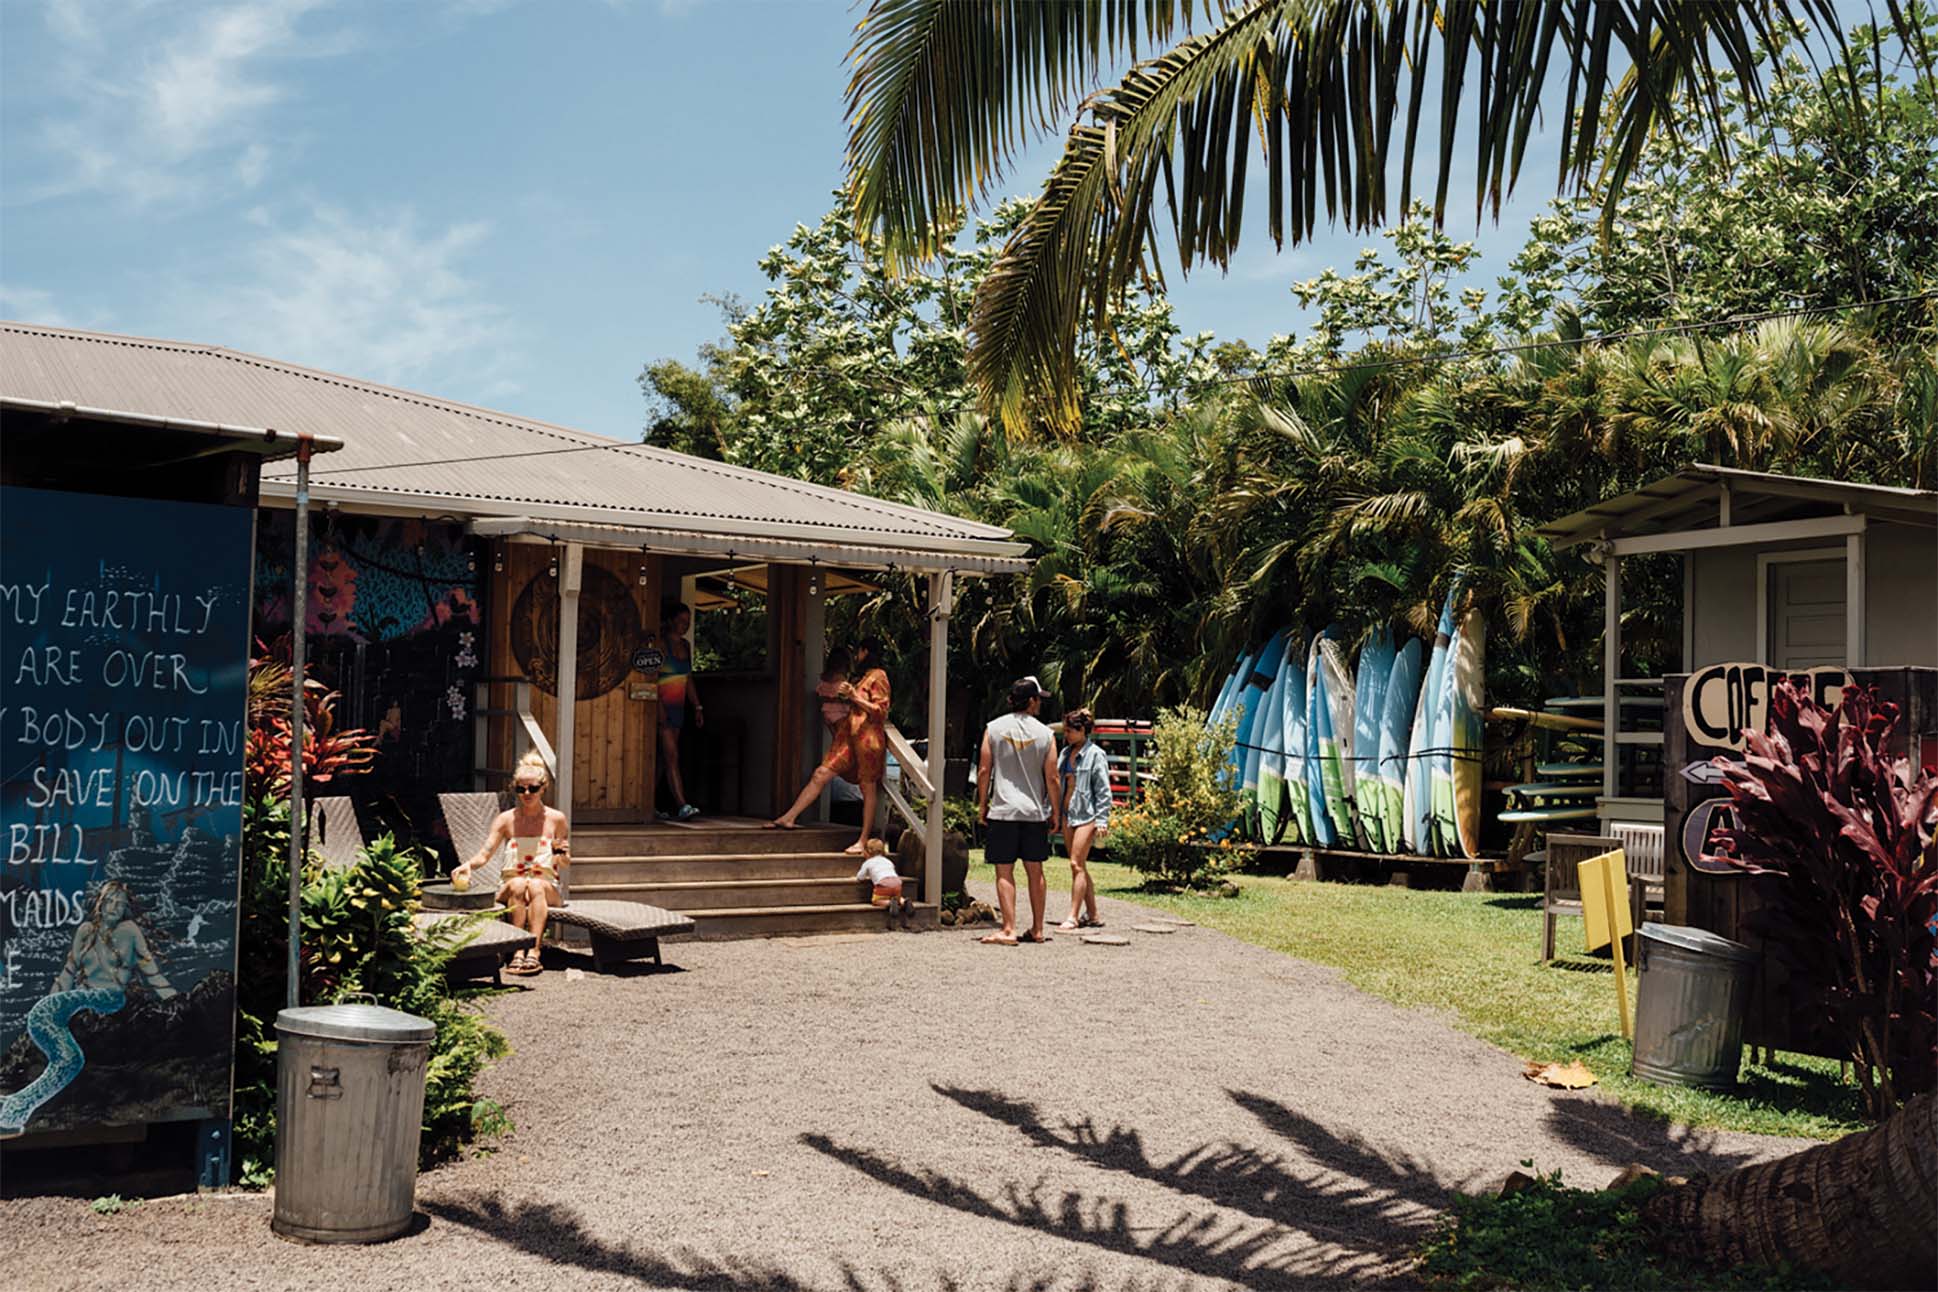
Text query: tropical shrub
231 797 511 1184
234 652 508 1183
1704 682 1938 1118
1105 706 1245 888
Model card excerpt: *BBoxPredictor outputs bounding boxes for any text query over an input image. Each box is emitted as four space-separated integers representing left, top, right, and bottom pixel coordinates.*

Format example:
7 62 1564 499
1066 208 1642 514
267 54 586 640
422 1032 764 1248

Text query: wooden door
1767 558 1845 669
488 545 660 821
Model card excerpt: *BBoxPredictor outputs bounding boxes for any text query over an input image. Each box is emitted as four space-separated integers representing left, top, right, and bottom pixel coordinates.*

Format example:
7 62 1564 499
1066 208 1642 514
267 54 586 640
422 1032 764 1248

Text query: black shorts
986 819 1050 866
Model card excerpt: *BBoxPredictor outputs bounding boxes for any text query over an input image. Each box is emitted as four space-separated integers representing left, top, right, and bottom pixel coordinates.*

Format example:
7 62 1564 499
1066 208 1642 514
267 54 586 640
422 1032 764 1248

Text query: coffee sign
1679 662 1851 753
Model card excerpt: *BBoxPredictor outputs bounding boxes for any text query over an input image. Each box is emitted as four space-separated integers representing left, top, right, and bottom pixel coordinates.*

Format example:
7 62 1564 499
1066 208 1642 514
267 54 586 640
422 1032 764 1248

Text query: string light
807 556 819 598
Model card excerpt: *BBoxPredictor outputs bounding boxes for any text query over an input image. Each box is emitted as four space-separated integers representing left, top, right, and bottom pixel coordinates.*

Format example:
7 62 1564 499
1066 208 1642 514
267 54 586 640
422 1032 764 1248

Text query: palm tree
845 1 1929 435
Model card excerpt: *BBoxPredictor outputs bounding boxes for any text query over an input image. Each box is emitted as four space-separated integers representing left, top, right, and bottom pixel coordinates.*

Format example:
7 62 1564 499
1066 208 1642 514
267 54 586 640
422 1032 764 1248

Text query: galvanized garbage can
1631 923 1758 1089
272 1003 436 1243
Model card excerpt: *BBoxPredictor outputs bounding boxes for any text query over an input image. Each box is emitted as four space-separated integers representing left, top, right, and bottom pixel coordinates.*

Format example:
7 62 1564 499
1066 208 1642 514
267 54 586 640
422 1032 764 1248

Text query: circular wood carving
510 563 643 700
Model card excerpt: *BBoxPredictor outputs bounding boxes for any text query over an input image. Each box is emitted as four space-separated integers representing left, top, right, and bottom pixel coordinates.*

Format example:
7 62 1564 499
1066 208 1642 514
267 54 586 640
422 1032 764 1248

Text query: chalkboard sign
0 486 253 1137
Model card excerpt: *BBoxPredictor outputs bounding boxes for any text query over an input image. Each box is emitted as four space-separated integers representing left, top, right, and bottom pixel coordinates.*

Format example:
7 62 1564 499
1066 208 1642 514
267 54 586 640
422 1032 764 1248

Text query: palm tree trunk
1643 1092 1935 1289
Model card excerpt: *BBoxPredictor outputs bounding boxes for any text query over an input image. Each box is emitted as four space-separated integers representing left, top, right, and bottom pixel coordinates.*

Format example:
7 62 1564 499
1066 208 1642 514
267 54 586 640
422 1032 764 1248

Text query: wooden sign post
1578 848 1634 1039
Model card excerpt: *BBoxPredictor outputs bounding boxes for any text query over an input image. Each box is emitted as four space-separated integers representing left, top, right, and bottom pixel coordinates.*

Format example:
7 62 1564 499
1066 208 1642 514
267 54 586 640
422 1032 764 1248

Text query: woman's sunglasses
514 785 545 796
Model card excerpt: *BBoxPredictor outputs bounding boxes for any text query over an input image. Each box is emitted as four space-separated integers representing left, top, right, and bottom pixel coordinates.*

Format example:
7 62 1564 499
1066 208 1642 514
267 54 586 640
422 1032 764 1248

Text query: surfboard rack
1258 842 1522 892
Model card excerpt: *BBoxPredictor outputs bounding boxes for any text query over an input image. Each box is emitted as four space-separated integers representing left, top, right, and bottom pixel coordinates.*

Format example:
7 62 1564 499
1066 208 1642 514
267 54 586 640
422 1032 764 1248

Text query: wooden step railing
884 724 933 848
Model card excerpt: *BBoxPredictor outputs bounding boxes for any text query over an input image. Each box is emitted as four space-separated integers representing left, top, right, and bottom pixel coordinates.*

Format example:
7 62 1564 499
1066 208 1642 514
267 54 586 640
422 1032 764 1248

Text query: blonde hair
861 837 888 860
514 750 551 786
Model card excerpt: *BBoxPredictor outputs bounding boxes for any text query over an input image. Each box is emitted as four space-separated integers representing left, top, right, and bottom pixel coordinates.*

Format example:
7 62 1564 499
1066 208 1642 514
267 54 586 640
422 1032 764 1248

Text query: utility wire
302 288 1938 480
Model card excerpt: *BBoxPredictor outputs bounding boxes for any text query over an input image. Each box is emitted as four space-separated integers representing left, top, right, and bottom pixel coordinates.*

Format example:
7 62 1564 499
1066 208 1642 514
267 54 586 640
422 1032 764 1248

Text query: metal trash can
1631 923 1758 1089
272 1003 436 1243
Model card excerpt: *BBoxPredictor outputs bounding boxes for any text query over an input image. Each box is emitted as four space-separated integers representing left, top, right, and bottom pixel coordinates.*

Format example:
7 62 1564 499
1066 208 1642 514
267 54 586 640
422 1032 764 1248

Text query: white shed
1537 465 1937 824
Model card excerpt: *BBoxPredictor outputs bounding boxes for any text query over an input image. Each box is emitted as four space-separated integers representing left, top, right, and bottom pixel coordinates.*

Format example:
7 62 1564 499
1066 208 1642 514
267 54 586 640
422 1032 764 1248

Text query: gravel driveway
2 890 1799 1291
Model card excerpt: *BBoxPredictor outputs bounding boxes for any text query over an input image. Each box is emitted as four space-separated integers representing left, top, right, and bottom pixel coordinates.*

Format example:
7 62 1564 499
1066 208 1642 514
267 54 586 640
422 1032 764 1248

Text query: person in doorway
772 636 891 854
977 677 1060 946
656 600 705 821
454 750 571 976
1055 709 1111 931
854 837 913 930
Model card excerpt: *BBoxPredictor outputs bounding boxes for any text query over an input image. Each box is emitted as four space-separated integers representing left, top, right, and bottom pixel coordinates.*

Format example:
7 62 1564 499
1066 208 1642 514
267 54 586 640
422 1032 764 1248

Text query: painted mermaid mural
1 883 178 1132
1 487 251 1138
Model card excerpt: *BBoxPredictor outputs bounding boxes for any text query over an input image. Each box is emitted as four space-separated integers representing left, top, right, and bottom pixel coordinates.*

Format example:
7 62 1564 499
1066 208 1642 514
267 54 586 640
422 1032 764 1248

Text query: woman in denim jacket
1055 709 1111 930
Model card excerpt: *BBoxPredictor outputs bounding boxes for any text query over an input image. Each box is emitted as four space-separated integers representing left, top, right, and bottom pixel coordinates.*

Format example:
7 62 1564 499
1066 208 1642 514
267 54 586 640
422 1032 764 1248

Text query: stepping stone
1131 923 1178 934
1152 917 1196 926
1081 933 1129 946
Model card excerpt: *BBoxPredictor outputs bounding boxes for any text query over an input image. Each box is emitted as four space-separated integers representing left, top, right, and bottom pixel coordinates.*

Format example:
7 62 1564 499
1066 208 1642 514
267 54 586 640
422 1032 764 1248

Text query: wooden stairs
566 817 934 939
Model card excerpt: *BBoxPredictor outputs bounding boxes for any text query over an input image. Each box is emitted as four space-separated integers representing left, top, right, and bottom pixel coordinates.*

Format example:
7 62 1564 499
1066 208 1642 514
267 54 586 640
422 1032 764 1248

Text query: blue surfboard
1238 631 1291 836
1412 591 1457 854
1352 629 1396 851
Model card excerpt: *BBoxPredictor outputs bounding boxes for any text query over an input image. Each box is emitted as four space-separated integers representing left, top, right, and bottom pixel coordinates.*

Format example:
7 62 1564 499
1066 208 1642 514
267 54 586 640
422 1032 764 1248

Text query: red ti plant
244 642 377 800
1703 680 1938 1118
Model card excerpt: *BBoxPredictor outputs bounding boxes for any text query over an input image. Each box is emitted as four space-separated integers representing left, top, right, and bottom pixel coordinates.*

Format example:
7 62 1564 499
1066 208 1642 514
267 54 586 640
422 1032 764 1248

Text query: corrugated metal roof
0 322 1023 565
1538 465 1936 549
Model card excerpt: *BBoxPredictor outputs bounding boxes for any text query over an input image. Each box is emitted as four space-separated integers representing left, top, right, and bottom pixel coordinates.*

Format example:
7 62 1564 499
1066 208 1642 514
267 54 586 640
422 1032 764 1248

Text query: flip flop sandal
1078 916 1105 929
1018 931 1053 944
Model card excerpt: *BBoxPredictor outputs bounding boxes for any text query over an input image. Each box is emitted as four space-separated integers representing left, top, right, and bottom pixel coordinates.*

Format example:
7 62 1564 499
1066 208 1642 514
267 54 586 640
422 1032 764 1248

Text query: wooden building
2 323 1031 936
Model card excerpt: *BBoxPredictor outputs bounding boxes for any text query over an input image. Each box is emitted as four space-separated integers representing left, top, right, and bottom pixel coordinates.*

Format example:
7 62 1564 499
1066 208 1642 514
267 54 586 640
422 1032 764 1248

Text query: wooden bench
1541 828 1663 963
438 792 694 973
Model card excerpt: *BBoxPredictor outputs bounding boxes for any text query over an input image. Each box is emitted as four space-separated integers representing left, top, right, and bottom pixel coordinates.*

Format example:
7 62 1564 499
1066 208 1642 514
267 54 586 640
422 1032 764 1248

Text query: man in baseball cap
976 676 1060 944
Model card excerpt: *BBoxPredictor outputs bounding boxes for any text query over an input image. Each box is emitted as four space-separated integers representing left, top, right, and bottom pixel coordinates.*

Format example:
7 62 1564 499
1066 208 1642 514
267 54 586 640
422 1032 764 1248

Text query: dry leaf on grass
1523 1059 1597 1089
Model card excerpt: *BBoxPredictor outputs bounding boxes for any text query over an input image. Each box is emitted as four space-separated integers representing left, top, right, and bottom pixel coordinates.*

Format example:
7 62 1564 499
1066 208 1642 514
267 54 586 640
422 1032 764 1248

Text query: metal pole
286 436 313 1009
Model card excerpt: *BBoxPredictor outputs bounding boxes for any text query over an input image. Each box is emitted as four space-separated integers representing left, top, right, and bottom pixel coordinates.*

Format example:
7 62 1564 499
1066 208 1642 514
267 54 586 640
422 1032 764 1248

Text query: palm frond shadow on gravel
422 1195 815 1291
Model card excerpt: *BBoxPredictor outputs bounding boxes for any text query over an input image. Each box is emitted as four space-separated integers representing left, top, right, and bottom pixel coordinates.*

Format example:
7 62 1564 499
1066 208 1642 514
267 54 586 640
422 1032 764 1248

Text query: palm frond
845 0 1201 267
946 0 1899 433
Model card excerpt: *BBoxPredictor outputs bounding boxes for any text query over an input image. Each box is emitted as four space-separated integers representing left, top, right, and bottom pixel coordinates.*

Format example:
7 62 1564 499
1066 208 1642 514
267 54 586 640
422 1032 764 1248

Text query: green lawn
966 852 1864 1140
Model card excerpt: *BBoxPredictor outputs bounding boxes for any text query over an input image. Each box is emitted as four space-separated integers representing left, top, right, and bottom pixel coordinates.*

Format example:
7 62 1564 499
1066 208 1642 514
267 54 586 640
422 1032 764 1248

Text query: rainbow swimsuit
659 650 691 729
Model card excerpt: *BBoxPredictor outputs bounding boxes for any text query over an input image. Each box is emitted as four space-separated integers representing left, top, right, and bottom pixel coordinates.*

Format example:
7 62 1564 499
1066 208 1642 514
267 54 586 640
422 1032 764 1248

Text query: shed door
1767 558 1846 669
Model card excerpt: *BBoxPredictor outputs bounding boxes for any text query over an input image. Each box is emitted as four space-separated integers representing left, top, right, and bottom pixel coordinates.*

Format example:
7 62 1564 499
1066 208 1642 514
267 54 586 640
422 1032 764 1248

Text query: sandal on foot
1018 931 1053 944
978 932 1018 946
1078 915 1105 929
1057 919 1081 931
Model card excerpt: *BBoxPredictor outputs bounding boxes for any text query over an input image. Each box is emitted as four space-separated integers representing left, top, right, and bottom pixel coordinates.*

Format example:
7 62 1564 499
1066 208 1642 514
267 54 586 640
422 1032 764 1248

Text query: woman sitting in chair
454 750 571 976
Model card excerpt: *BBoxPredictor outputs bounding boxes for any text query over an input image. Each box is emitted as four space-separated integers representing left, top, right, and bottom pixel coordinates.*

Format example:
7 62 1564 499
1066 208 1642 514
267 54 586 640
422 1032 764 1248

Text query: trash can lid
1639 922 1758 964
275 1003 436 1043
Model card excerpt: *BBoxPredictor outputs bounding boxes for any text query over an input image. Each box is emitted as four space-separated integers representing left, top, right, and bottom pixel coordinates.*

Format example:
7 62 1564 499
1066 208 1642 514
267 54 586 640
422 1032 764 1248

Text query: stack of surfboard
1492 691 1660 826
1206 591 1489 860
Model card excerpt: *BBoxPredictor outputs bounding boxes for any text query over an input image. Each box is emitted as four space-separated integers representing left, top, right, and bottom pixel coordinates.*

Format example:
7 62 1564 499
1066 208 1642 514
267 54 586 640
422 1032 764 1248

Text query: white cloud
178 205 517 392
0 285 88 328
21 0 337 207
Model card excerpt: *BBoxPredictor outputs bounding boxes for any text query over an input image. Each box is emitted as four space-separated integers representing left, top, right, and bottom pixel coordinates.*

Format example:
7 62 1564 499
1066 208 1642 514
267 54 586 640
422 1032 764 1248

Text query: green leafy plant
231 798 511 1183
1104 705 1246 888
1415 1168 1830 1291
1704 681 1938 1118
89 1195 132 1216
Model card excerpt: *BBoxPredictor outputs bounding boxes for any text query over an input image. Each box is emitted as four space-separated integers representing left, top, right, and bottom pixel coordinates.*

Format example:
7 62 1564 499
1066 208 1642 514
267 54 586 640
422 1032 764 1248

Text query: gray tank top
985 712 1054 822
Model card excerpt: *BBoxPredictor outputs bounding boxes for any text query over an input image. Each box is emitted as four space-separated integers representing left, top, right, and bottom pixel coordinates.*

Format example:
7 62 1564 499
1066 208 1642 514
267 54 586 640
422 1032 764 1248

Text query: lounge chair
310 794 534 984
438 791 694 973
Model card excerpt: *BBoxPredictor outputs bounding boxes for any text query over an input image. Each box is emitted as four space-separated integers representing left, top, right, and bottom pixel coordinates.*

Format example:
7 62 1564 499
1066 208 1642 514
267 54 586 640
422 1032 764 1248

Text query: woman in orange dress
771 636 890 854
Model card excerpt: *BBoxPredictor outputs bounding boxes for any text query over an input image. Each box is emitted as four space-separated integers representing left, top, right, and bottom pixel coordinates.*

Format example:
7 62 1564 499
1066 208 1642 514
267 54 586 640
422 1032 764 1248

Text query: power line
300 289 1937 480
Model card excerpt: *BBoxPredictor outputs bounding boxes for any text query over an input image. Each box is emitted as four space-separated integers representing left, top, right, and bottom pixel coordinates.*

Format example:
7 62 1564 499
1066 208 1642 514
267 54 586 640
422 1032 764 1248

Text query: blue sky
3 0 1564 439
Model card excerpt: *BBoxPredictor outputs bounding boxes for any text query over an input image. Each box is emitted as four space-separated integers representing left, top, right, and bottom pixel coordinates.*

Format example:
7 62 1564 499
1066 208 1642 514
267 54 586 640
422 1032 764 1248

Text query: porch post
557 543 583 825
1602 548 1620 805
924 570 954 909
1846 529 1866 666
